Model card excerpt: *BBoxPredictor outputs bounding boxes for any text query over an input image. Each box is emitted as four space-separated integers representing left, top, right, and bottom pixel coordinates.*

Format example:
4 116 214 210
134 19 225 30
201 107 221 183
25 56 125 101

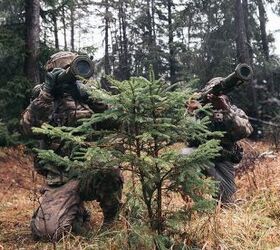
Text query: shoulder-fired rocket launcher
57 55 94 83
200 63 253 100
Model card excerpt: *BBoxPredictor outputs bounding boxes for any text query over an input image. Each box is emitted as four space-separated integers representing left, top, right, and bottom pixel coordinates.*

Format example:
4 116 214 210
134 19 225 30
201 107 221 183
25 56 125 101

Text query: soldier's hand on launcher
185 99 201 114
42 68 65 93
206 94 230 110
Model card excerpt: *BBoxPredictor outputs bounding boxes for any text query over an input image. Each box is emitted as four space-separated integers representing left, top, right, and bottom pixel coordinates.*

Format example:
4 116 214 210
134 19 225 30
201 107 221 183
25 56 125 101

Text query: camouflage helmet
45 51 77 71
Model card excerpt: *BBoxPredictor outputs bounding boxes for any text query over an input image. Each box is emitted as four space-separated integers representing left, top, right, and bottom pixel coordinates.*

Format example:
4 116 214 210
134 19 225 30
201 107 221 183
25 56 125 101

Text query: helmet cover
45 51 77 71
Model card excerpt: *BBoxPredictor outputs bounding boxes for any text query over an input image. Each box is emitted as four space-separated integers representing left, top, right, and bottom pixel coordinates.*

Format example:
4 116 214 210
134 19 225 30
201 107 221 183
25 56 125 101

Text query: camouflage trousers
205 160 236 204
31 167 123 241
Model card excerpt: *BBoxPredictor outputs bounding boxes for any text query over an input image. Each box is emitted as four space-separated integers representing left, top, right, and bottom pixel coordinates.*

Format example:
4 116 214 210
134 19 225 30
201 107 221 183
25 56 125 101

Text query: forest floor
0 141 280 250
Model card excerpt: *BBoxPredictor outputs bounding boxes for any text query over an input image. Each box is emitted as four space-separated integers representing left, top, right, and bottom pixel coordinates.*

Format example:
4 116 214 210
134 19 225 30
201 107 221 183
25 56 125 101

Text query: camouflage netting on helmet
45 51 77 71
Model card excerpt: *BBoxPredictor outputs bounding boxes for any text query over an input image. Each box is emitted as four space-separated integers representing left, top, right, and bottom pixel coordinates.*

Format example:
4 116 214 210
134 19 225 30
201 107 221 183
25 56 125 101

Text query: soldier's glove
185 99 202 114
42 68 65 93
206 94 230 110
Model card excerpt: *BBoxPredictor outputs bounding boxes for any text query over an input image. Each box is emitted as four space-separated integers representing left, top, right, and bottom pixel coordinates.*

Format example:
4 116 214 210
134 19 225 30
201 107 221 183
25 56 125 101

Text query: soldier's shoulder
230 105 248 118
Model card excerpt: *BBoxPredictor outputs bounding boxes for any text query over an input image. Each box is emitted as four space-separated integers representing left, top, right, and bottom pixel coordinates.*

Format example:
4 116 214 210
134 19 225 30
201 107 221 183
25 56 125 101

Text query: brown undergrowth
0 141 280 249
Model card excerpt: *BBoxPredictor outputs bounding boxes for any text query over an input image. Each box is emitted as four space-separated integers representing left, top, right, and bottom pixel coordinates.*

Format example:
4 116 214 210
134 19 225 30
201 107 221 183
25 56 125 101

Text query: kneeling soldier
21 51 123 241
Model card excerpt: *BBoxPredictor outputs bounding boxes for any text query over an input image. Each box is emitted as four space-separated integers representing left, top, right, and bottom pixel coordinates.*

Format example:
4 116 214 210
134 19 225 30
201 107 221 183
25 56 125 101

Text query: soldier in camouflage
185 77 253 204
21 51 123 241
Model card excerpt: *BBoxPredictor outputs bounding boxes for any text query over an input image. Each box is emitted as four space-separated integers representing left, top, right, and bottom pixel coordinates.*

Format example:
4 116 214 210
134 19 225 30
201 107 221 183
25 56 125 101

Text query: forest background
0 0 280 145
1 0 280 249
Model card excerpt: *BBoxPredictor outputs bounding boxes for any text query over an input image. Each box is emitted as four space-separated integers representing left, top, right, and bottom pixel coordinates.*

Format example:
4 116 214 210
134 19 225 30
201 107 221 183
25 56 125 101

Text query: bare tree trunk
242 0 253 64
146 0 158 77
52 12 59 50
235 0 257 117
235 0 250 64
70 5 75 51
156 182 163 234
167 0 176 84
62 6 68 50
146 0 153 44
24 0 40 83
257 0 269 61
111 20 118 73
151 0 156 41
104 0 111 75
187 13 192 50
119 0 130 80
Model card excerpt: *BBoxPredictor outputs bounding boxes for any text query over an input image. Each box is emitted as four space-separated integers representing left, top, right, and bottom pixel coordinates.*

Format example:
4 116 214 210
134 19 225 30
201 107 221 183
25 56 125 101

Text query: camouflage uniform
185 77 253 203
21 52 123 241
206 104 253 203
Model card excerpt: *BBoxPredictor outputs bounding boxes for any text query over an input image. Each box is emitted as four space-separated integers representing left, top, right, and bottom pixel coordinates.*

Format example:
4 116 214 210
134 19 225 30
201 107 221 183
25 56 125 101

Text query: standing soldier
185 65 254 203
21 51 123 241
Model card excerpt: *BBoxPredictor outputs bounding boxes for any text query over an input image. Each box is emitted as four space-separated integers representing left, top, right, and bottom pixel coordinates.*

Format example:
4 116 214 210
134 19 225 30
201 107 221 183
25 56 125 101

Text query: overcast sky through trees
55 3 280 60
267 7 280 56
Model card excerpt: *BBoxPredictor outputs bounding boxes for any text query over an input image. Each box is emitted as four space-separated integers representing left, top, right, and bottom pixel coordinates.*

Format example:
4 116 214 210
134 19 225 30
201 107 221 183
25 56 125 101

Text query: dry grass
1 141 280 249
193 140 280 250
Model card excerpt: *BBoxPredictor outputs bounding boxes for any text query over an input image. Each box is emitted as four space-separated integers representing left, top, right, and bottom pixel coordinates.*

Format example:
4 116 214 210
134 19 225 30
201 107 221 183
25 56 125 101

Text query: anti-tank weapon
52 55 95 99
199 63 253 102
57 55 94 84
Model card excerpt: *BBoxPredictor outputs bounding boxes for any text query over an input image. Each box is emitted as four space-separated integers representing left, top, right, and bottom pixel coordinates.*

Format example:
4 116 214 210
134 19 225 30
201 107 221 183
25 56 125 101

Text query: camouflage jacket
188 100 253 163
211 104 253 142
21 78 107 186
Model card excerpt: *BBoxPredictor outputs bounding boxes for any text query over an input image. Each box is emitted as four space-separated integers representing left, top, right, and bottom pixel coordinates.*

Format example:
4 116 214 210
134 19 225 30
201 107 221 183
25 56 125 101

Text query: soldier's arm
20 69 64 135
20 90 54 135
222 105 253 140
76 81 108 113
206 94 253 140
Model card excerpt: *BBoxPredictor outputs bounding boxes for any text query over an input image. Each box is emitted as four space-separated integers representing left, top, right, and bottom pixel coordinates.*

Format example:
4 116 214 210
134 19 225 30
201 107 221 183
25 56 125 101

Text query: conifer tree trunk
62 6 68 50
104 0 111 75
235 0 250 64
168 0 176 84
52 12 59 50
24 0 40 83
186 12 193 54
111 20 118 73
151 0 156 40
146 0 153 44
70 5 75 51
146 0 158 78
235 0 257 117
257 0 269 61
119 0 130 80
242 0 253 64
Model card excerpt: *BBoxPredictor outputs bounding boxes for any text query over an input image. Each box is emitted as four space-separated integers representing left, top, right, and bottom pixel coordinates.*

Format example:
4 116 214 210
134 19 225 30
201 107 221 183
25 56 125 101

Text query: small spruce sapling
33 70 222 246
